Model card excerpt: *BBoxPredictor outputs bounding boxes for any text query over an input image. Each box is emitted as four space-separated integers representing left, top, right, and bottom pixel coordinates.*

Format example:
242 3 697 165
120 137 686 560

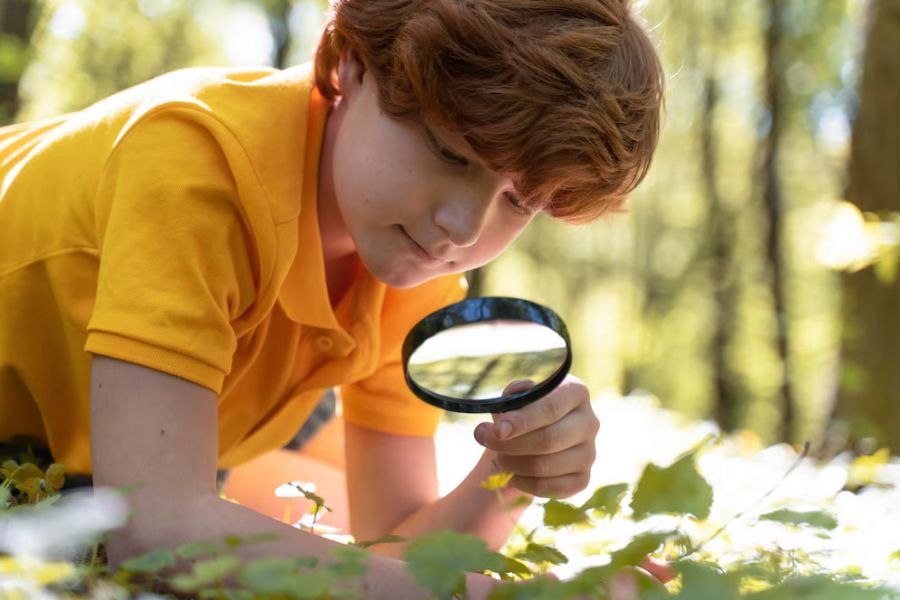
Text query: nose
433 191 492 248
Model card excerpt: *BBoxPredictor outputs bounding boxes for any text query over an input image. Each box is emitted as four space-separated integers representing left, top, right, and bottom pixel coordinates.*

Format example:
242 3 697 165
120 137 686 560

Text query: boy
0 0 663 596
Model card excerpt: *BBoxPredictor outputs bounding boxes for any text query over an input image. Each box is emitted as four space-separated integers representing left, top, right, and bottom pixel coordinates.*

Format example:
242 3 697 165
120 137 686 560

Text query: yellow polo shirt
0 62 466 474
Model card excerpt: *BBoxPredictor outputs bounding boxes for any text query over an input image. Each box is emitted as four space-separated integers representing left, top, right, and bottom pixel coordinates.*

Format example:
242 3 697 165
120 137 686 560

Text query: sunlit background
2 0 898 453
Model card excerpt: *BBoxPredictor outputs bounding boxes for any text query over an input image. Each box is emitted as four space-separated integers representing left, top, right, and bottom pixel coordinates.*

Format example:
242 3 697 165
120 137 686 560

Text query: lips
400 227 445 263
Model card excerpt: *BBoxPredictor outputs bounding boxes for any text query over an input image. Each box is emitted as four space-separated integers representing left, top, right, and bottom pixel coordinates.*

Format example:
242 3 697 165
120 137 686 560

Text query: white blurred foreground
435 391 900 588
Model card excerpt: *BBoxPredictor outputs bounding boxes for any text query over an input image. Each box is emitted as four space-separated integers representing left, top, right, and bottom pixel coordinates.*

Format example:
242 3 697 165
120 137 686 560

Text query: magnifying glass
401 297 572 413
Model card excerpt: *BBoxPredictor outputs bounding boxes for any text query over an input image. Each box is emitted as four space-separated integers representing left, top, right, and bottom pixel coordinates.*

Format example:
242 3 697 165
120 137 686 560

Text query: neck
317 96 357 266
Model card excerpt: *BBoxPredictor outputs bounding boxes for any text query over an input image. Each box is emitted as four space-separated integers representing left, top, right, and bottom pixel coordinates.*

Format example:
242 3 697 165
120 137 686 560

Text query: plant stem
680 440 810 560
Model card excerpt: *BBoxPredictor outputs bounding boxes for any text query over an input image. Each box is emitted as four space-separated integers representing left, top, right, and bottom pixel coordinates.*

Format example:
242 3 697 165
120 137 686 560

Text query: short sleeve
85 109 257 393
339 274 468 436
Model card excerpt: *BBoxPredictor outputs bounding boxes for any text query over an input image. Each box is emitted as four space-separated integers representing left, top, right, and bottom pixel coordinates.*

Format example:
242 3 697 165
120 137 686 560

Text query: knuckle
540 399 560 423
576 471 591 491
523 476 549 497
586 443 597 465
590 414 601 436
504 414 522 435
562 378 589 399
561 473 590 498
495 454 515 473
534 478 554 498
538 426 561 451
534 457 554 478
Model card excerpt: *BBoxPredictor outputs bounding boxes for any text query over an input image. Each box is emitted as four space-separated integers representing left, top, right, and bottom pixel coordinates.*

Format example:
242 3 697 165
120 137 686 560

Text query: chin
370 259 442 289
378 269 430 289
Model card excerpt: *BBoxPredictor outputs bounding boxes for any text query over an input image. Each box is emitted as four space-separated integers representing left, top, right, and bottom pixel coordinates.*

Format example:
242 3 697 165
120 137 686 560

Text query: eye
424 126 469 167
439 146 469 167
504 192 532 215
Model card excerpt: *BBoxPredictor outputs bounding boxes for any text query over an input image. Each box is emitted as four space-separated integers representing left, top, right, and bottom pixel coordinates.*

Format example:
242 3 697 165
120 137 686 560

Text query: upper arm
89 354 219 505
343 419 439 542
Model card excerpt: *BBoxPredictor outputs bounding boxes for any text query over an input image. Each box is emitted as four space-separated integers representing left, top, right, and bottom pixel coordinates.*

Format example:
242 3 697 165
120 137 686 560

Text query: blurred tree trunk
0 0 40 124
264 0 294 69
760 0 795 442
466 268 485 298
702 5 739 433
834 0 900 451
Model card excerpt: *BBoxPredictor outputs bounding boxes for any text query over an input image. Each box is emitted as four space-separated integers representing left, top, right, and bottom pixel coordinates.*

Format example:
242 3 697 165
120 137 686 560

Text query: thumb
491 379 536 427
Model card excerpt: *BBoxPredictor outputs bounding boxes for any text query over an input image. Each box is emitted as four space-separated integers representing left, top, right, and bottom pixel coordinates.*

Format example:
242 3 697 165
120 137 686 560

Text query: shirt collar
276 85 384 347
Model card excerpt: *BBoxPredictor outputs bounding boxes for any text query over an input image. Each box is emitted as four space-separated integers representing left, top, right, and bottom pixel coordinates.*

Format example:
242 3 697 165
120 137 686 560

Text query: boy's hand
473 376 599 498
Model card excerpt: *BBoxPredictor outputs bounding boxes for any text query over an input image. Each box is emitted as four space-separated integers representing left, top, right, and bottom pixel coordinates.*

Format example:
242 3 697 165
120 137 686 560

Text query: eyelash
426 128 531 215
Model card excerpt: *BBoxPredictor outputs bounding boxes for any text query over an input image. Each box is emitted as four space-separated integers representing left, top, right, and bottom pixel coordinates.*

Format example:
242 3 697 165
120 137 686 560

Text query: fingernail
496 421 512 440
474 425 486 446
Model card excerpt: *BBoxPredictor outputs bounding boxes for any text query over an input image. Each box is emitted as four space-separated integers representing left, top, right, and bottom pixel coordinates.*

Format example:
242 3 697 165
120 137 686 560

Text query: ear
336 47 367 99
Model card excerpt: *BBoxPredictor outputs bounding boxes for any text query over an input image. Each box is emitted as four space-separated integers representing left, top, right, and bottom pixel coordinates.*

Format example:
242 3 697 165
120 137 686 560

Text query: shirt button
315 335 335 351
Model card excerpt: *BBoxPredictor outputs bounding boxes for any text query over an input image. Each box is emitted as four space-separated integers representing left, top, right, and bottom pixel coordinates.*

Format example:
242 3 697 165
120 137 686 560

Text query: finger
510 471 591 498
496 442 595 479
483 377 590 442
476 409 598 455
490 380 536 430
501 379 535 396
639 557 676 583
608 569 639 600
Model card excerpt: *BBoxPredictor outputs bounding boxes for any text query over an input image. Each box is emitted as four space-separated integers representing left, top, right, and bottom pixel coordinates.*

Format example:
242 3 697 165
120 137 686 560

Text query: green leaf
219 590 254 600
0 486 11 511
487 575 568 599
286 569 335 598
8 463 43 484
509 495 534 509
120 549 176 574
326 545 369 579
405 530 507 598
630 452 713 519
514 542 569 565
579 483 629 516
1 459 19 479
609 531 673 569
288 482 332 512
191 555 241 587
760 509 838 530
670 561 740 599
238 558 301 594
44 463 66 491
495 556 532 577
175 541 222 560
170 573 200 592
745 575 888 600
113 482 144 497
353 533 407 549
223 532 280 547
542 499 590 527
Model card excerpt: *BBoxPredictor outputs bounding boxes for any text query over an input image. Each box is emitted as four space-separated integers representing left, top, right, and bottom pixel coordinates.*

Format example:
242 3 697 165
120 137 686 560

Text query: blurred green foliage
1 0 891 448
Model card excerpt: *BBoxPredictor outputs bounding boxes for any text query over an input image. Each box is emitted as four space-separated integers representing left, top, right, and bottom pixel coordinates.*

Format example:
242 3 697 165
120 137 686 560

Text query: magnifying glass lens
402 297 572 413
408 320 567 401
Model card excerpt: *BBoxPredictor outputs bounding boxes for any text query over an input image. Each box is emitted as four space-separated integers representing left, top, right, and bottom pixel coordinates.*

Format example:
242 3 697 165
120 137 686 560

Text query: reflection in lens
407 321 567 401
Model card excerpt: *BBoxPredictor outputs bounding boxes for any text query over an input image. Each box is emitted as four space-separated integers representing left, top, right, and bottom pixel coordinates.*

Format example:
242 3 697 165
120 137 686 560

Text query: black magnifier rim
402 296 572 413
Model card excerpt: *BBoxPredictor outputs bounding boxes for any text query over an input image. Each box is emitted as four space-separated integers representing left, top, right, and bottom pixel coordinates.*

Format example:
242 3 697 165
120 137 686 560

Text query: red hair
315 0 664 223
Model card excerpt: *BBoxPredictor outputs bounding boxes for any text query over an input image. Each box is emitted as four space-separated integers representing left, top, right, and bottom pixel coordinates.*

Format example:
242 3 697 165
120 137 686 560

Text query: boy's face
325 53 537 289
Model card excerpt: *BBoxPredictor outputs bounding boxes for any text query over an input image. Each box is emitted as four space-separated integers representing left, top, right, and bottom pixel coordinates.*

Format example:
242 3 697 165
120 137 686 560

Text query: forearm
372 449 533 560
107 490 434 600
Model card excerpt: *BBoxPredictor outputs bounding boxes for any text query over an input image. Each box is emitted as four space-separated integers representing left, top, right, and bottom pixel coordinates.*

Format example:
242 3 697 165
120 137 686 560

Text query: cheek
464 219 530 267
336 128 429 218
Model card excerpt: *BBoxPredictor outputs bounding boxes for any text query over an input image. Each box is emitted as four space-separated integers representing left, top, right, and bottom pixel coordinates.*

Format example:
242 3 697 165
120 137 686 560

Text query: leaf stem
680 440 810 560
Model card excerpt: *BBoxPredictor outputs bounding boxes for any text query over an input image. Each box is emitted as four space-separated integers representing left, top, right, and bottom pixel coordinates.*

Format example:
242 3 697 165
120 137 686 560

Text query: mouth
399 226 444 264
